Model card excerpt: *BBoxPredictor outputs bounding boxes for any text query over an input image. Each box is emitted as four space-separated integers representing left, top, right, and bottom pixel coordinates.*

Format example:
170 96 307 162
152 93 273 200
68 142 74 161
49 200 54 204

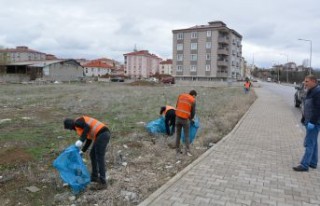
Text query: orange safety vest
175 93 195 119
244 82 251 89
75 116 106 140
162 105 175 115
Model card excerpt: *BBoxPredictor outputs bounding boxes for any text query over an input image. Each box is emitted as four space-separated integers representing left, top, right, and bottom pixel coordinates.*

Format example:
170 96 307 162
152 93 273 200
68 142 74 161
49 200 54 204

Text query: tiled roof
83 60 113 68
160 59 172 64
124 50 161 59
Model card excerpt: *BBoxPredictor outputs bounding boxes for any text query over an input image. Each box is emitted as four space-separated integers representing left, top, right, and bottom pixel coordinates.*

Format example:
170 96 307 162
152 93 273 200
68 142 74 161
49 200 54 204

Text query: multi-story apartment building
0 46 46 63
159 59 173 75
172 21 242 81
124 50 162 79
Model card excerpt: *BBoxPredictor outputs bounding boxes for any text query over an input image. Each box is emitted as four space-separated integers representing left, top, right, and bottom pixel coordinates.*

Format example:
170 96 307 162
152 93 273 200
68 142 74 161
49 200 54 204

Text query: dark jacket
303 85 320 125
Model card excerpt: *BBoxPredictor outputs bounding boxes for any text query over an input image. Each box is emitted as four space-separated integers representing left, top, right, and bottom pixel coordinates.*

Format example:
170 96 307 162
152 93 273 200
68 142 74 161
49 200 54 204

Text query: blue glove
307 122 315 130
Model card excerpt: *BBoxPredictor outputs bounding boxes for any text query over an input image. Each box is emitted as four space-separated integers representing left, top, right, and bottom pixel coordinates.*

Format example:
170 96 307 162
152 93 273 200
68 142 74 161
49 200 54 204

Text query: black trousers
90 130 110 184
165 110 176 136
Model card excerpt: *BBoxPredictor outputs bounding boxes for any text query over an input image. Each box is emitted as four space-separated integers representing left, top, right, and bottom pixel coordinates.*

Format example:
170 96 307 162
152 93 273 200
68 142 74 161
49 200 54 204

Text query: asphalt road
258 81 303 122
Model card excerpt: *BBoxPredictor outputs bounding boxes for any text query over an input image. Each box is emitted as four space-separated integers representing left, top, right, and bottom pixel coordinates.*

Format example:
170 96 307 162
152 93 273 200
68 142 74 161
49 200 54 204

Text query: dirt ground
0 80 256 206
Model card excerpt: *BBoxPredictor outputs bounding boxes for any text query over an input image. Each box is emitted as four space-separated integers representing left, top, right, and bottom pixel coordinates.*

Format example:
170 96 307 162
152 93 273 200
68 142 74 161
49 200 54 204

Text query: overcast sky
0 0 319 68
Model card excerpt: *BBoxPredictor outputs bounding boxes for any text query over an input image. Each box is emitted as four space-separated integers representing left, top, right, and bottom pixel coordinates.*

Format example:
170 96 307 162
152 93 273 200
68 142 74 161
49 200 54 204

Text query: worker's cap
189 90 197 96
64 118 75 130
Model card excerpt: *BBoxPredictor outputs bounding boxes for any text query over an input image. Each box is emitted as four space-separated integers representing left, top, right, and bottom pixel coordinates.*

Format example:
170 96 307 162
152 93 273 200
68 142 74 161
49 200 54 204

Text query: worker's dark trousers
90 131 110 184
165 110 176 136
175 117 190 152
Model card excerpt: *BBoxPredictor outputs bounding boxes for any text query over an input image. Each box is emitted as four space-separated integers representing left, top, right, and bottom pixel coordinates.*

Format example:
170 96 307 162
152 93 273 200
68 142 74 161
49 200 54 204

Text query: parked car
294 79 320 113
147 77 159 83
294 82 305 109
110 76 125 82
160 76 175 84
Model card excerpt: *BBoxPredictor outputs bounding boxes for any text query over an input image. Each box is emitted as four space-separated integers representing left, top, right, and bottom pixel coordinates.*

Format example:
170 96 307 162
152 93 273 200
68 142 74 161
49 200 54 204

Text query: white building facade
159 59 173 75
83 60 113 77
124 50 162 79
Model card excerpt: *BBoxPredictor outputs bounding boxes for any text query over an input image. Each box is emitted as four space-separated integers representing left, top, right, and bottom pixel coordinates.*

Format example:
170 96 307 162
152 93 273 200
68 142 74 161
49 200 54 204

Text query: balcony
217 48 229 55
218 37 229 44
217 59 229 67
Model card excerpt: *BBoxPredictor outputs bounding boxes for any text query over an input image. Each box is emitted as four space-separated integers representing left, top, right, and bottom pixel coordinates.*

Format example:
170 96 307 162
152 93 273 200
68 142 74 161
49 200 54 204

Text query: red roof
83 60 113 68
124 50 161 59
160 59 172 64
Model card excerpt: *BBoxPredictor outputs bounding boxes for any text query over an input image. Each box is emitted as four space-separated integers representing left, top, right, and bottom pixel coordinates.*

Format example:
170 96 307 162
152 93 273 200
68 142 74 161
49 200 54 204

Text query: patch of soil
128 80 158 86
0 147 33 165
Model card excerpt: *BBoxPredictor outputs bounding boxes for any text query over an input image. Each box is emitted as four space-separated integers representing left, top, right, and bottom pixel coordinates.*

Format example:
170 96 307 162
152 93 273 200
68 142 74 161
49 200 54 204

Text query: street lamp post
298 38 312 74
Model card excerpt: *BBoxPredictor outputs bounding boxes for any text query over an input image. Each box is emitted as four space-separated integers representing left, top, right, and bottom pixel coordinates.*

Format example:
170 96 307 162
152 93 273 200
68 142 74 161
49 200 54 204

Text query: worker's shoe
89 182 107 190
293 165 308 172
90 176 99 183
309 164 317 169
95 183 108 190
176 149 183 154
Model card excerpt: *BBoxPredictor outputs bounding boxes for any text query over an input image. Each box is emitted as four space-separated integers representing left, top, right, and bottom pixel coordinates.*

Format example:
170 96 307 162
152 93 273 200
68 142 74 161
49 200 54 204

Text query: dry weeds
0 81 256 205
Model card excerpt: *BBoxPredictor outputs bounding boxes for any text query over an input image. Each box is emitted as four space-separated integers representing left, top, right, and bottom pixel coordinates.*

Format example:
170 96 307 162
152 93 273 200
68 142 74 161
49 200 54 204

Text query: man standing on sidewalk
293 75 320 172
175 90 197 157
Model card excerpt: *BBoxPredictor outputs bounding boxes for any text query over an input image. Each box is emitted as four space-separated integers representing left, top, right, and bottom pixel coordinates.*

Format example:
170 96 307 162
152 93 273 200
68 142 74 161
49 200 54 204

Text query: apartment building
0 46 46 63
124 50 162 79
159 59 173 75
172 21 242 81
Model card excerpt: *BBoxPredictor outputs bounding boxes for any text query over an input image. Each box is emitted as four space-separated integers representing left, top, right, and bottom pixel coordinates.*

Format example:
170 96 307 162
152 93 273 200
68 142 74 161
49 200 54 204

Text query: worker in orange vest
64 115 110 190
175 90 197 157
244 80 252 94
160 105 176 136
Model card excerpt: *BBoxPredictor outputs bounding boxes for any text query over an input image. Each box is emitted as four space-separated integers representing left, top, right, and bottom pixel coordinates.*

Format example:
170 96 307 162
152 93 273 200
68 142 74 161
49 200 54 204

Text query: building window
190 54 197 61
205 65 211 71
191 43 197 50
177 33 184 40
207 31 212 37
190 65 197 71
177 54 183 61
177 65 183 71
206 42 211 49
177 44 183 51
191 32 197 39
206 54 211 60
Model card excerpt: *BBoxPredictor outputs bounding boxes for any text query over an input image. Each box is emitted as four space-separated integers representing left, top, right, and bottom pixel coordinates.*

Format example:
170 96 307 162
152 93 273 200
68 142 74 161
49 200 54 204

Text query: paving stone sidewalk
139 87 320 206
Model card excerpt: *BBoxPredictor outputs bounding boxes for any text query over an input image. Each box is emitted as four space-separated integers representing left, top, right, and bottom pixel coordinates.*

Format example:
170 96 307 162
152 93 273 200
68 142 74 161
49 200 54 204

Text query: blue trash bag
181 116 200 144
53 145 90 194
145 116 166 134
